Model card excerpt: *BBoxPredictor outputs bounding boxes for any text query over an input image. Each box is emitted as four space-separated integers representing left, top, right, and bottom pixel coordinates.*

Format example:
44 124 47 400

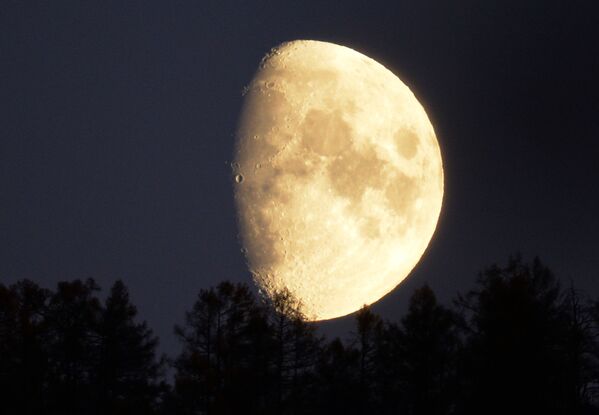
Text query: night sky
2 1 598 355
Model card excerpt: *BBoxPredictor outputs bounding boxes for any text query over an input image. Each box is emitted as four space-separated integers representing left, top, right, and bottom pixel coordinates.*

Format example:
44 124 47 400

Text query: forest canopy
1 256 599 415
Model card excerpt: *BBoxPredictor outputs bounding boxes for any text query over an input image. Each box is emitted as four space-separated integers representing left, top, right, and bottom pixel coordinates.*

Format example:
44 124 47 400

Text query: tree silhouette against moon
2 256 599 414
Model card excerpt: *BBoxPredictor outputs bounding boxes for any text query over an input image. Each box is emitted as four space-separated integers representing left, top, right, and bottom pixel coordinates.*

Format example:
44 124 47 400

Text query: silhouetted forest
2 256 599 415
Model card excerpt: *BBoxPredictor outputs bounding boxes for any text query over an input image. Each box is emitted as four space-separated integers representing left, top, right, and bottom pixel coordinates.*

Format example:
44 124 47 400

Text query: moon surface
233 40 443 321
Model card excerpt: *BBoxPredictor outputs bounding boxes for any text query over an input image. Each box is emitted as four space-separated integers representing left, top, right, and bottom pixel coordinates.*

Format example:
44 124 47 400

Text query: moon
233 40 443 321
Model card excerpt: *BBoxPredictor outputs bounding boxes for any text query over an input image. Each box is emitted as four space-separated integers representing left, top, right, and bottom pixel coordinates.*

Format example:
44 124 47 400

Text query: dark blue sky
1 1 598 355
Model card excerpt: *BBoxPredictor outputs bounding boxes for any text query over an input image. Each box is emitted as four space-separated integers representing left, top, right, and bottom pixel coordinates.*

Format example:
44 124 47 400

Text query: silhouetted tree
394 284 459 415
352 305 383 413
0 278 164 415
314 337 361 414
455 256 584 415
0 280 50 415
564 284 599 412
267 288 322 414
172 282 323 415
173 281 268 414
370 318 403 414
5 255 599 415
93 280 165 415
44 279 102 414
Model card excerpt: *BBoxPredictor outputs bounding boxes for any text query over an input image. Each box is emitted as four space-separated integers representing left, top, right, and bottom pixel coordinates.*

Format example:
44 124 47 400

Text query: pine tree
314 336 362 415
0 280 50 415
94 280 164 415
267 288 322 414
45 279 102 414
396 285 459 415
352 306 383 413
455 256 573 415
173 281 266 414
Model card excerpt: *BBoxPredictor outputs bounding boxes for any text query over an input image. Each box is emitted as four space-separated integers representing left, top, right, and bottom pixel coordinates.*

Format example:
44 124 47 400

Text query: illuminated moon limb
233 40 443 320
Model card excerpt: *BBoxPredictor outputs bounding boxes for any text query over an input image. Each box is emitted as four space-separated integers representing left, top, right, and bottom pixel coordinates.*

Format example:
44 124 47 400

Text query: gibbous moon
233 40 443 321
